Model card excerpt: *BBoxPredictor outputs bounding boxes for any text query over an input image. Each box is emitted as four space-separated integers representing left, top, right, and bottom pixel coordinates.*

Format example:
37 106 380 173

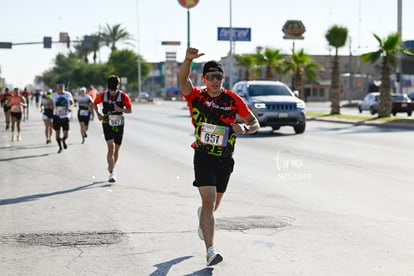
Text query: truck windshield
248 85 292 97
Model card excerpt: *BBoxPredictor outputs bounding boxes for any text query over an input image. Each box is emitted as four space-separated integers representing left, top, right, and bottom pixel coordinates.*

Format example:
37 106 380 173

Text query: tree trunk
265 65 273 80
330 55 341 114
295 69 304 100
378 57 392 118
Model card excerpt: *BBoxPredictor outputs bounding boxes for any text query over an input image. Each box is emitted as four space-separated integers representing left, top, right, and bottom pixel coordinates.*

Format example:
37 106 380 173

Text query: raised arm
179 47 204 96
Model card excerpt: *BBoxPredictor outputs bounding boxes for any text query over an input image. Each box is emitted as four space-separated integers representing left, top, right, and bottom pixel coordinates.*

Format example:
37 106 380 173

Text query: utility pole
229 0 234 89
348 37 353 103
397 0 403 94
136 0 142 98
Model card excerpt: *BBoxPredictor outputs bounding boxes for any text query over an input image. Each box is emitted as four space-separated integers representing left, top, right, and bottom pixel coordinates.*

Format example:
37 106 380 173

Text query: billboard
282 20 305 40
217 27 251 41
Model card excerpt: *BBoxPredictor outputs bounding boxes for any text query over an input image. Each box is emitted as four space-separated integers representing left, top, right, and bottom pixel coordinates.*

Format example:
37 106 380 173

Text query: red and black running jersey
94 90 132 114
184 87 251 157
94 90 132 125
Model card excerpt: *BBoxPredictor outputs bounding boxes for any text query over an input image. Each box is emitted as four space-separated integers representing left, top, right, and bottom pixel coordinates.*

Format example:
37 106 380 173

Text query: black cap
203 60 224 75
108 75 120 90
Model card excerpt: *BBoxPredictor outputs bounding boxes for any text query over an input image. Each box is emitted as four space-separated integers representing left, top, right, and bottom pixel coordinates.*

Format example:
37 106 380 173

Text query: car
138 92 152 102
358 92 380 115
407 91 414 101
232 80 306 134
391 93 412 116
358 92 413 116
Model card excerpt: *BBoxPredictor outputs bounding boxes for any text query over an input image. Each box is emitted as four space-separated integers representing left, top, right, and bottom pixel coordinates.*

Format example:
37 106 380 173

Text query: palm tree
101 23 133 52
284 49 323 100
73 43 91 63
235 53 256 80
325 25 348 114
361 33 413 117
91 34 105 64
261 47 284 80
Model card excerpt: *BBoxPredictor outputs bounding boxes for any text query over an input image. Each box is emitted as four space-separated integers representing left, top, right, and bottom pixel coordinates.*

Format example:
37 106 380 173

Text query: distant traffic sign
403 40 414 49
177 0 199 9
161 41 181 46
217 27 251 41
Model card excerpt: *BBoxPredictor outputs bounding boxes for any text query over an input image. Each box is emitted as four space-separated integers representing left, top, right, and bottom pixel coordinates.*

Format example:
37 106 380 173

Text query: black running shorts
102 124 124 145
193 150 234 193
53 116 70 131
77 114 91 125
10 112 22 120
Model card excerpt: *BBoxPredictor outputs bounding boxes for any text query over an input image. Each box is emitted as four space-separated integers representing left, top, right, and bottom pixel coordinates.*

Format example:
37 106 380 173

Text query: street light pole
187 9 190 48
397 0 402 94
136 0 142 98
229 0 233 89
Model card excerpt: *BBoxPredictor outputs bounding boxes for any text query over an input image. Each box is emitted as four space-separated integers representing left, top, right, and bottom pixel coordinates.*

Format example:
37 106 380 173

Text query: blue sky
1 0 413 88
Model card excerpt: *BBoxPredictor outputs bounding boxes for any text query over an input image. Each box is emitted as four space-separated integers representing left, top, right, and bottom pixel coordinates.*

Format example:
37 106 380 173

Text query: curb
307 116 414 130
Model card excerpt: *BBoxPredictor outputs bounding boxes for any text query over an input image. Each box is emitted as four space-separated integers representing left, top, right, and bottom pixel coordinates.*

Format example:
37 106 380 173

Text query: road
0 101 413 275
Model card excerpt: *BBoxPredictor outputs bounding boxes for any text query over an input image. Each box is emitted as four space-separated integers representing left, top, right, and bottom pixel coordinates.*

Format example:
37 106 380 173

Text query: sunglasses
205 74 223 81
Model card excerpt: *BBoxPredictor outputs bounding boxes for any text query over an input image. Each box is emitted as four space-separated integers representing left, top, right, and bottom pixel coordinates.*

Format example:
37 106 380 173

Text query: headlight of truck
296 101 305 109
254 103 267 109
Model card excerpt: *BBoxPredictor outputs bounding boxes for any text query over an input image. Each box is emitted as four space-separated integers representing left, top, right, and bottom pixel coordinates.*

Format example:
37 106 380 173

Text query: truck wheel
294 123 306 134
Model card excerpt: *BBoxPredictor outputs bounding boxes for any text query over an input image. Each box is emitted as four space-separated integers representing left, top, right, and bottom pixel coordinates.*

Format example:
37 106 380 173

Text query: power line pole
397 0 403 94
136 0 142 98
229 0 234 89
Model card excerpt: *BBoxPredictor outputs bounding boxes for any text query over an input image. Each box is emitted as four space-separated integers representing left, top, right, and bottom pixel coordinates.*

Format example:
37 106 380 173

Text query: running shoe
10 135 14 142
197 206 204 240
206 247 223 266
17 134 21 141
108 172 117 183
62 140 67 149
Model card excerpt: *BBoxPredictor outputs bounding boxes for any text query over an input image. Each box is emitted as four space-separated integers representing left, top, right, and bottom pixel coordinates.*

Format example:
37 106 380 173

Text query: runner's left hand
230 123 246 134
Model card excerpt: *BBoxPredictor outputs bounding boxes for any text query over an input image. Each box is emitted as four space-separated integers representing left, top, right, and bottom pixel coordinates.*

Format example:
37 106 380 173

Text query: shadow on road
0 153 50 162
184 267 214 276
0 181 107 206
149 256 195 276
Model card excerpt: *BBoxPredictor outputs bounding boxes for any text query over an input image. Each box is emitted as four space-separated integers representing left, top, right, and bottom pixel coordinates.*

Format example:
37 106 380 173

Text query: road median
307 112 414 130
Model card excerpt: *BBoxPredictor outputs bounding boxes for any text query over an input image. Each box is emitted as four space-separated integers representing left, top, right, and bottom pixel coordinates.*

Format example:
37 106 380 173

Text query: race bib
79 109 89 116
200 122 229 147
56 106 66 115
108 115 124 126
11 105 20 111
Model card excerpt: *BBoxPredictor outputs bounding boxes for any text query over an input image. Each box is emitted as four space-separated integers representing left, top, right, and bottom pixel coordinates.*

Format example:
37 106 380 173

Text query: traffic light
43 36 52 48
0 42 12 49
83 35 93 49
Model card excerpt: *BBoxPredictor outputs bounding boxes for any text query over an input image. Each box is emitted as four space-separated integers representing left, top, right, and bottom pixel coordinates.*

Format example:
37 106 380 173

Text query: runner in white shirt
51 81 74 153
75 87 93 144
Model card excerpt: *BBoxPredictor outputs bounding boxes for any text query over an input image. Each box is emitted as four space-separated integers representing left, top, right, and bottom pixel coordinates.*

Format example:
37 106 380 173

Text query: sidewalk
305 101 414 130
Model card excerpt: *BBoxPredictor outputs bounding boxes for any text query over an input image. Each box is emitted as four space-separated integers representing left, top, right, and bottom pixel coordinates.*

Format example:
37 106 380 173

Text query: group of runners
1 76 132 184
1 51 260 267
0 87 34 141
